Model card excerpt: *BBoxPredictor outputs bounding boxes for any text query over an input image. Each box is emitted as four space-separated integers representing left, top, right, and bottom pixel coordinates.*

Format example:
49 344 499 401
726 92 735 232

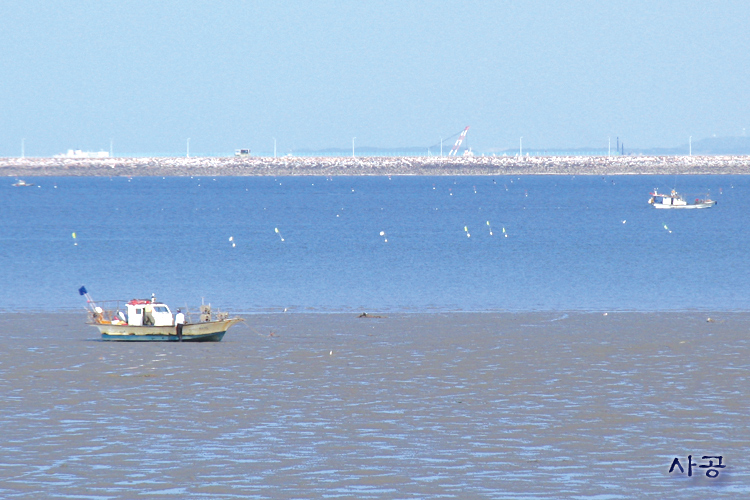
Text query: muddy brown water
1 312 748 498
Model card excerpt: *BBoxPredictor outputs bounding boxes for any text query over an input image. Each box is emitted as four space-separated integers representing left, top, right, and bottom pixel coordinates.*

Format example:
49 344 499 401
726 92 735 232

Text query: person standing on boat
175 309 185 341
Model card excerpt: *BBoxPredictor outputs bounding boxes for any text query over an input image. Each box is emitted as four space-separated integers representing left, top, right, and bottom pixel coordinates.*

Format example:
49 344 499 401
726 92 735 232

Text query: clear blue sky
1 1 749 156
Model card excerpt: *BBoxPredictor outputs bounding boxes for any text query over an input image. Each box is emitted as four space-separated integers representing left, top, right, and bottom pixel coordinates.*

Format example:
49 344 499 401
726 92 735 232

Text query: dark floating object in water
358 312 384 318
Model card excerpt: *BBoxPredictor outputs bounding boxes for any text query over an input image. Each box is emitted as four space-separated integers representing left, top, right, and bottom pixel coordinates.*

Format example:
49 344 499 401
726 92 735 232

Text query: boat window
136 308 142 314
154 306 169 313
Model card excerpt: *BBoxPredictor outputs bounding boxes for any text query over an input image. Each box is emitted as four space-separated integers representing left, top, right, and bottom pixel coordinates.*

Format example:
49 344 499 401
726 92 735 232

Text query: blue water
1 175 746 312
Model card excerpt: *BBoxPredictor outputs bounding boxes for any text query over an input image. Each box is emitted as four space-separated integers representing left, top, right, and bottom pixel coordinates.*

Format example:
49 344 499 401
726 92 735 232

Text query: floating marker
229 236 235 247
502 227 507 238
486 221 493 236
663 223 671 234
379 230 387 242
275 227 285 241
72 232 77 246
622 220 626 224
464 226 470 238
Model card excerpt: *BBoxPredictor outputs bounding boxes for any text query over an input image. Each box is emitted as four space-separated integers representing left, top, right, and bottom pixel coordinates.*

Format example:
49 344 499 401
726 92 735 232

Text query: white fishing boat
648 189 716 209
12 179 34 187
80 286 243 341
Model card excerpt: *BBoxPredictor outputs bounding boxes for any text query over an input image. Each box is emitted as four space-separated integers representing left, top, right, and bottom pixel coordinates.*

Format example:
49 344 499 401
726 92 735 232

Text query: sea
2 174 749 499
0 174 747 313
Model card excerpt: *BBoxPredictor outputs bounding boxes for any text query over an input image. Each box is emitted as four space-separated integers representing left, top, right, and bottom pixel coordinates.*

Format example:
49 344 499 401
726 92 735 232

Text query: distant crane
448 126 470 156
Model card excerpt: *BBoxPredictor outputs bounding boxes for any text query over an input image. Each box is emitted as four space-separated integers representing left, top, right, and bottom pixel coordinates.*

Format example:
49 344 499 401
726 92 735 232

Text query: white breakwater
3 154 750 176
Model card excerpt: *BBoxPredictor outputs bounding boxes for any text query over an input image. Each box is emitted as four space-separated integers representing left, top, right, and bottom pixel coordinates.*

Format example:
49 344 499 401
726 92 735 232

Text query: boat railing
85 298 235 325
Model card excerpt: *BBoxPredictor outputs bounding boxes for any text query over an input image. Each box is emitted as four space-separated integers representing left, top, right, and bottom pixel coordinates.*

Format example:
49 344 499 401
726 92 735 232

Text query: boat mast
78 286 98 313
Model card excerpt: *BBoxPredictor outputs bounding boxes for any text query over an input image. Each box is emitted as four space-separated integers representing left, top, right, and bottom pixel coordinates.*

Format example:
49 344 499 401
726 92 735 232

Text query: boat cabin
650 190 687 207
126 299 173 326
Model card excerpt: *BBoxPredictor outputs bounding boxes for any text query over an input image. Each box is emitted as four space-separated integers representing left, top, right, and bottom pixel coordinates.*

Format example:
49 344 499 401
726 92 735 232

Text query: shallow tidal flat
1 311 748 498
4 155 750 177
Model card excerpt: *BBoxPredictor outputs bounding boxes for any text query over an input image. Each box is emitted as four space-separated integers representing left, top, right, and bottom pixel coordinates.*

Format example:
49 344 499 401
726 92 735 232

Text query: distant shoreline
3 155 750 176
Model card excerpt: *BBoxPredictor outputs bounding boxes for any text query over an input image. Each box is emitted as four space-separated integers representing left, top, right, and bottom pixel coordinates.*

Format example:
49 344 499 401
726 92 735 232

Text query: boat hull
652 201 716 209
92 318 244 342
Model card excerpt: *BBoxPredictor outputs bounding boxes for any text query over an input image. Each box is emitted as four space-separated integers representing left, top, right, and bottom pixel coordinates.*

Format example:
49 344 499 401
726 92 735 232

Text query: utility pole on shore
187 138 190 158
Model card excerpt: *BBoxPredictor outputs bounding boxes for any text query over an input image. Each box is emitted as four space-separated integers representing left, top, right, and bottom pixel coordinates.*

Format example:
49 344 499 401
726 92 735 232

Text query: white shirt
175 312 185 325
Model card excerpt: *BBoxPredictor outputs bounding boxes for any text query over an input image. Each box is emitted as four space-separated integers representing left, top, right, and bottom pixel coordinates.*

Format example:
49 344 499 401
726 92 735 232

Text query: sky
1 0 749 156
